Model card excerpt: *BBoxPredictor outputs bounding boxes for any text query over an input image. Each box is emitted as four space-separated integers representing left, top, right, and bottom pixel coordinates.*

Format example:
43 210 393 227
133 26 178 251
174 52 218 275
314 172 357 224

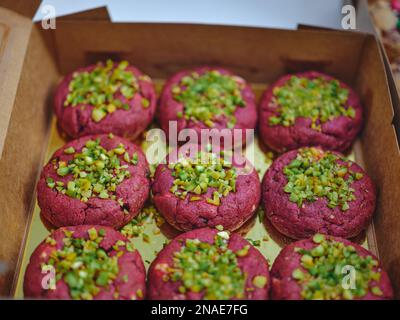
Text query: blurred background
33 0 400 92
33 0 345 29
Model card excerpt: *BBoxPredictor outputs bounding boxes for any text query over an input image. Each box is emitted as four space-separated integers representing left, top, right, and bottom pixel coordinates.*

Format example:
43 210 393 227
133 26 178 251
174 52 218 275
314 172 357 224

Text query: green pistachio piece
292 268 305 280
46 177 55 188
64 147 76 154
57 166 70 176
371 286 383 296
252 275 267 288
141 98 150 108
92 108 107 122
313 234 325 244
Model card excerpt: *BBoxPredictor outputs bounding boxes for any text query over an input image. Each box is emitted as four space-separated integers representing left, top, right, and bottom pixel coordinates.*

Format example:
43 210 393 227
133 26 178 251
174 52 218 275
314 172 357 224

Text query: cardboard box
0 3 399 298
356 0 400 148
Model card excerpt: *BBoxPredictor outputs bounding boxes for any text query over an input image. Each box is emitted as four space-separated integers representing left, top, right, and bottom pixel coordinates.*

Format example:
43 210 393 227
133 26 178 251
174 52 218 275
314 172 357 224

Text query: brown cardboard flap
297 24 336 32
0 23 59 296
357 0 400 147
380 44 400 147
0 7 33 158
57 6 110 21
0 0 40 18
356 35 400 295
53 22 368 85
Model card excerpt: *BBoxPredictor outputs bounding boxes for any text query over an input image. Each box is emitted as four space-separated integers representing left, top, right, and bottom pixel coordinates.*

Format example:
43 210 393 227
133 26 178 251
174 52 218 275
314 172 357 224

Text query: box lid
0 0 41 18
356 0 400 147
0 7 35 157
57 6 110 21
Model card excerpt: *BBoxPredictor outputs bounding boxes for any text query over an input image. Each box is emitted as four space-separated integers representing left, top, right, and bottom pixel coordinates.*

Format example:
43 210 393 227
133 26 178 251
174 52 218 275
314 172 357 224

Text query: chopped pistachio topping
236 245 250 257
65 60 140 122
283 147 362 210
50 138 136 202
169 152 237 205
46 228 120 300
165 233 246 299
121 204 164 239
293 234 383 300
172 70 245 128
246 238 261 247
269 76 355 130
